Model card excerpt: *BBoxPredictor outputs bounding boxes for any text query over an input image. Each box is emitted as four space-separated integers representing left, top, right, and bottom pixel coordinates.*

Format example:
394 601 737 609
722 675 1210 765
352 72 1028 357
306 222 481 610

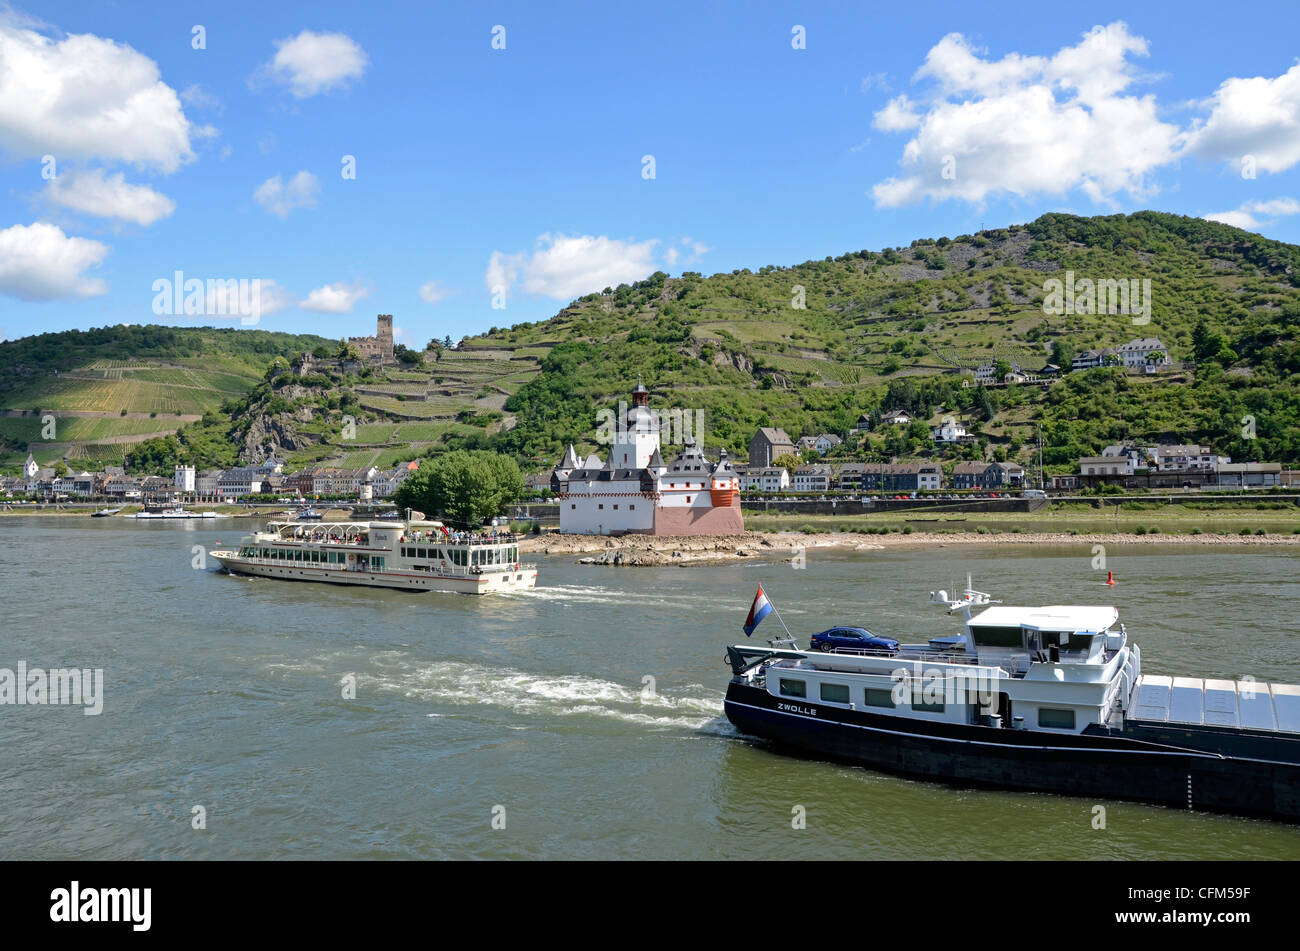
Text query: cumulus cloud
254 171 320 218
1204 197 1300 231
418 280 453 305
0 17 196 172
300 281 367 314
47 169 175 225
485 234 664 301
261 30 367 98
1185 63 1300 175
870 22 1181 207
0 222 108 300
872 95 921 132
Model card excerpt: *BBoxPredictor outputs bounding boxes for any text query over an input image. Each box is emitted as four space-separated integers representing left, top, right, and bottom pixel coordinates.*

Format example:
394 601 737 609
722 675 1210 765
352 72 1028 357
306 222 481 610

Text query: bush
1240 527 1253 536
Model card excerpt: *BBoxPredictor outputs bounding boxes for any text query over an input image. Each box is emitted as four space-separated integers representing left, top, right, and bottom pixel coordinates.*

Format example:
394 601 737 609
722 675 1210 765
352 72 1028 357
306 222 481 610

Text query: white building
792 464 832 492
1118 337 1169 367
1154 445 1224 471
553 383 744 535
174 465 196 492
932 418 969 443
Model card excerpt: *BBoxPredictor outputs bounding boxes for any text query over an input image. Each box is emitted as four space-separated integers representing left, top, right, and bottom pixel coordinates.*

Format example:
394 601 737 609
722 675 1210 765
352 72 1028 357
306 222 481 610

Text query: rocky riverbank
519 529 1300 565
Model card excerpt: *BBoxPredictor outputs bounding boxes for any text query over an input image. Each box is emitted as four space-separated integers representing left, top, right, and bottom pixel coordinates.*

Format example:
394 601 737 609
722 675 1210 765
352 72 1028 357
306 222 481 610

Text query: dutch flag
744 584 773 637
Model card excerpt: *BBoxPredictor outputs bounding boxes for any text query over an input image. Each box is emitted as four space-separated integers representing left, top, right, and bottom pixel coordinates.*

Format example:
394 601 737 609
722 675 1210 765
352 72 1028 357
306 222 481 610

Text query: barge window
820 683 850 704
971 625 1023 647
778 678 807 699
914 699 945 713
863 689 896 709
1038 708 1076 730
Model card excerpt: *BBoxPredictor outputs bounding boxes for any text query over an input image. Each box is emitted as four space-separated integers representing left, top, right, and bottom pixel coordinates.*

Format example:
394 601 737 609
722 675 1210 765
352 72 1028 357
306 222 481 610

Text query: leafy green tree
392 450 525 527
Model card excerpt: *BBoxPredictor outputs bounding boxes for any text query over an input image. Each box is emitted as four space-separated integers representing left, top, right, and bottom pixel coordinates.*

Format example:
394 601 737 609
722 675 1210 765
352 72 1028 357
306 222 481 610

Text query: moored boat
724 582 1300 822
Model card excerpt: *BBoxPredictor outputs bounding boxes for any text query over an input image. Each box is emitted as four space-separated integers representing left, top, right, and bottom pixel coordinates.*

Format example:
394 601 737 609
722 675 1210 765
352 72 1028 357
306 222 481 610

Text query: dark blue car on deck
809 626 900 653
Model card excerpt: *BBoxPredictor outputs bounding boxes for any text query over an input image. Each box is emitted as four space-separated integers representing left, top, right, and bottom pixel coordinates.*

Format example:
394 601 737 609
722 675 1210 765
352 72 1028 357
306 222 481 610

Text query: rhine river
2 516 1299 860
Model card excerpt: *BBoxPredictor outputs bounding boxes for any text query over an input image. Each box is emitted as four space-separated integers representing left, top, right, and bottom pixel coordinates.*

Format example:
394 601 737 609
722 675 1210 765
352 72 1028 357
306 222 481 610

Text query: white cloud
179 83 222 115
871 22 1180 207
0 222 108 300
872 95 921 132
262 30 367 98
860 72 891 94
47 169 175 225
485 234 662 301
300 281 367 314
418 280 453 305
0 17 196 172
254 171 320 218
1203 197 1300 231
1185 63 1300 175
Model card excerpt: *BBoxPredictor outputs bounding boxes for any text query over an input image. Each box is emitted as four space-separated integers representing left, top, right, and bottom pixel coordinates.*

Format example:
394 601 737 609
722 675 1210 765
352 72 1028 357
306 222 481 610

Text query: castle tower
376 315 394 362
613 381 659 469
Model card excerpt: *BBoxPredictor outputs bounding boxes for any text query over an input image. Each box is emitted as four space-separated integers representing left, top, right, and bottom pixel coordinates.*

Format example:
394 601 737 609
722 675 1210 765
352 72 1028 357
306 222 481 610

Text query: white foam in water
504 584 709 606
366 659 725 730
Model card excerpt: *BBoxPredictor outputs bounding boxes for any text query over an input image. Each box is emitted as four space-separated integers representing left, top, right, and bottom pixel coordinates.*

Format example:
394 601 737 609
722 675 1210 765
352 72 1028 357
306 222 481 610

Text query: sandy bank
519 530 1300 565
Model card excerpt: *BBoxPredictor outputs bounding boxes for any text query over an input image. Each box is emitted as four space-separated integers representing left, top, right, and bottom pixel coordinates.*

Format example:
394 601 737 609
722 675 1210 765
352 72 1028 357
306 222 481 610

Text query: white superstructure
209 518 537 595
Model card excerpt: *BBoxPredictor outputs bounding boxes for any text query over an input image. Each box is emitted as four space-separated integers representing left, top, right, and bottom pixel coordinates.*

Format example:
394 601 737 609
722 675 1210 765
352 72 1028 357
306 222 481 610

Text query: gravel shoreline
519 530 1300 566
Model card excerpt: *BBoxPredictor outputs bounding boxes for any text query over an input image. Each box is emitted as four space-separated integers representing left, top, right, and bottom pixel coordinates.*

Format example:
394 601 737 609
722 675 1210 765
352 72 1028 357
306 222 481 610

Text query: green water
2 516 1298 859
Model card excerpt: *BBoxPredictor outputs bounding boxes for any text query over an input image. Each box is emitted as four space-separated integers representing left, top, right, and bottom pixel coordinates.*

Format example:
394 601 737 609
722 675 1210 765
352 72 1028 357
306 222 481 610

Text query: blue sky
3 0 1300 346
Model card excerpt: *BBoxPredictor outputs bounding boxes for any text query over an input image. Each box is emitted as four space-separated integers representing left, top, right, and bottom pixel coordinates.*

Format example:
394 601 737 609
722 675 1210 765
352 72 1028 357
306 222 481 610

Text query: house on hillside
749 427 795 468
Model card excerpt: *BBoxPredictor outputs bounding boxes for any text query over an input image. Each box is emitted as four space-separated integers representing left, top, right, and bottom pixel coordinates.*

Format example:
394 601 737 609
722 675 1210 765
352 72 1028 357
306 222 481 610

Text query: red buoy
1105 570 1116 586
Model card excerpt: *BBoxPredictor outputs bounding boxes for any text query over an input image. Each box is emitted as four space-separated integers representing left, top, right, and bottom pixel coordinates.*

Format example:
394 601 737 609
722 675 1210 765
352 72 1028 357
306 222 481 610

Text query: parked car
809 627 901 653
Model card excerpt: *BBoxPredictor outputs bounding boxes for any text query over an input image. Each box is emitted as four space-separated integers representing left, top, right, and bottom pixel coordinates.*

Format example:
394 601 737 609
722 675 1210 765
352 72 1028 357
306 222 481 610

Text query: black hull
724 682 1300 822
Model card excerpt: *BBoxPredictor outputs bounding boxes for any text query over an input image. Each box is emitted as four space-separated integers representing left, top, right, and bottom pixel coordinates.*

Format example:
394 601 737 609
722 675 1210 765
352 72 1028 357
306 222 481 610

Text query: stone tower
376 314 393 361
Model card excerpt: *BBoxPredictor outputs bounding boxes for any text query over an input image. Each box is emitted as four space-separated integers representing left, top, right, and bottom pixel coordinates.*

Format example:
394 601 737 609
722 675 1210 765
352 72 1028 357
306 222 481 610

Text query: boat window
1038 708 1076 730
971 625 1023 647
863 688 896 709
914 699 946 713
778 678 806 699
820 683 850 704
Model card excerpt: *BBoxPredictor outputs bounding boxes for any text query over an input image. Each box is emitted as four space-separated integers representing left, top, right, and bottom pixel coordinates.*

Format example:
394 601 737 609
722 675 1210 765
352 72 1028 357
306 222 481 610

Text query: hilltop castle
348 314 394 364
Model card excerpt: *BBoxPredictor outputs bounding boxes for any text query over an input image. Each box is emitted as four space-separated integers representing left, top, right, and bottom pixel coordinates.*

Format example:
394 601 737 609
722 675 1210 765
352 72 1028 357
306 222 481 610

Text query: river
2 516 1298 859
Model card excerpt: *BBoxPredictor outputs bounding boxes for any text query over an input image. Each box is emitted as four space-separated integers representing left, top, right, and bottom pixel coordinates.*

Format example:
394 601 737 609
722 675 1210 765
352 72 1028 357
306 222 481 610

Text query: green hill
7 211 1298 478
0 325 334 470
474 211 1300 471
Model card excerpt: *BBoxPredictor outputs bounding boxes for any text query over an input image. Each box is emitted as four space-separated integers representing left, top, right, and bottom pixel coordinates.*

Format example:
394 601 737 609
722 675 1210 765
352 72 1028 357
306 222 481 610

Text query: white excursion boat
132 503 223 519
208 517 537 594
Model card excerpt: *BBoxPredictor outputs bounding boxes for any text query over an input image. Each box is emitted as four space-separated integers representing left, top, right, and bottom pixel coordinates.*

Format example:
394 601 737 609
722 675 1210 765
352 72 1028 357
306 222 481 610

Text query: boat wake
366 658 725 731
504 584 712 606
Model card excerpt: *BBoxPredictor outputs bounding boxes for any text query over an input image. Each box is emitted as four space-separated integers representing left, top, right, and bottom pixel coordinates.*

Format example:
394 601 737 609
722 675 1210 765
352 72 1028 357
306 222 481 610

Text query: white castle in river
550 383 744 536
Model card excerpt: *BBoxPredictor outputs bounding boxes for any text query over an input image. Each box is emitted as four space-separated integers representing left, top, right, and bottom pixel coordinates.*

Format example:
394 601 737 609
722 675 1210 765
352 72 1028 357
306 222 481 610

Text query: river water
2 516 1299 860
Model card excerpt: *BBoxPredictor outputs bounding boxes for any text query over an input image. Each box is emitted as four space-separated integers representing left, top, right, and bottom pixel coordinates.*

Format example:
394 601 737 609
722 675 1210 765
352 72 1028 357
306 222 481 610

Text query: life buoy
347 553 355 563
441 560 447 568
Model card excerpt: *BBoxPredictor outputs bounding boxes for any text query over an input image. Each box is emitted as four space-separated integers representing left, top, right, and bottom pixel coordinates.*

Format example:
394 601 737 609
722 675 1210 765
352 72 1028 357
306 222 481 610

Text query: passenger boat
133 503 222 519
208 516 537 594
724 582 1300 821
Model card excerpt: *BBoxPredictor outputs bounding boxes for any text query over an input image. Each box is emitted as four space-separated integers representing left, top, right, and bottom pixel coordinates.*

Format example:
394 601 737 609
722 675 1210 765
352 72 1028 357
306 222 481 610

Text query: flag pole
759 578 794 638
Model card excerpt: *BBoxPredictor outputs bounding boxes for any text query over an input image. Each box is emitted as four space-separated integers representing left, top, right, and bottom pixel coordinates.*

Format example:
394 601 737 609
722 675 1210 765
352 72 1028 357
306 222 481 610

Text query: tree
392 450 525 527
1050 339 1075 368
770 453 801 473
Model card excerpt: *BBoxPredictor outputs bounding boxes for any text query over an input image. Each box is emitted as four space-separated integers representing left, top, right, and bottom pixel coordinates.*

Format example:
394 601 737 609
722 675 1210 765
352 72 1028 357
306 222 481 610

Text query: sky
3 0 1300 347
